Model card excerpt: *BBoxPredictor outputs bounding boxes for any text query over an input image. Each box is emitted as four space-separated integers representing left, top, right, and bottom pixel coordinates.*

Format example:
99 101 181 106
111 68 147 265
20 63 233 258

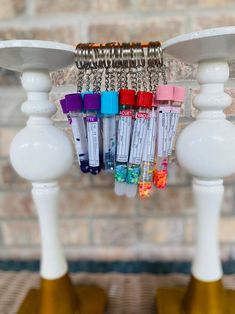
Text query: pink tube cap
153 93 160 107
156 85 174 101
174 86 186 102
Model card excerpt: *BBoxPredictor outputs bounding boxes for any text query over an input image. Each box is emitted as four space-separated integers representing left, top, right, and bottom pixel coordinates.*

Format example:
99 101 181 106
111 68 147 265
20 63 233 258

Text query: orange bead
139 182 152 198
155 169 168 189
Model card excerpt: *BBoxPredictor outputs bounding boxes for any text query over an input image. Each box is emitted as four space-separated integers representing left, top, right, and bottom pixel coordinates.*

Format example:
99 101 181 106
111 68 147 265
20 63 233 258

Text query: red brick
184 217 195 244
197 0 235 7
59 188 136 217
193 13 235 31
64 244 194 261
91 171 115 188
0 160 29 189
59 163 92 190
89 17 185 43
0 127 19 158
140 218 184 244
65 246 139 261
0 26 76 45
0 191 34 218
220 217 235 243
60 219 90 245
0 0 25 19
0 87 26 125
35 0 131 14
92 218 138 245
139 0 195 11
137 186 194 215
1 220 40 245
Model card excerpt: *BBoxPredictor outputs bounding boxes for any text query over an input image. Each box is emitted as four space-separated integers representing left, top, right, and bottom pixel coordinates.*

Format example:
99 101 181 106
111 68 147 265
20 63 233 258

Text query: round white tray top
0 40 75 72
163 26 235 64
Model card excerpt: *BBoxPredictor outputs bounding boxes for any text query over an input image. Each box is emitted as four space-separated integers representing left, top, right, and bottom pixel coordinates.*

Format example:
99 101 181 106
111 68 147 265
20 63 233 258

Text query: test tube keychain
114 89 136 195
126 91 153 198
59 95 90 173
84 93 102 175
139 101 157 198
138 42 161 198
114 44 136 195
168 86 186 157
60 98 72 125
101 92 119 171
101 46 119 172
153 85 174 189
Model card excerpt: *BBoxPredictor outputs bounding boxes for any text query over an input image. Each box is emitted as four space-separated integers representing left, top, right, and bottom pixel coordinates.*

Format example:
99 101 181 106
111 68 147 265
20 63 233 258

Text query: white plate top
0 40 75 72
163 26 235 64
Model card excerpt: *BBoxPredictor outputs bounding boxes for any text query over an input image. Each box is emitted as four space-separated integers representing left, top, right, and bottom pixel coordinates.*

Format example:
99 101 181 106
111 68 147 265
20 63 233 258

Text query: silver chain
130 67 137 91
161 64 168 85
110 67 116 91
74 42 167 92
76 69 84 93
85 69 91 92
137 67 142 91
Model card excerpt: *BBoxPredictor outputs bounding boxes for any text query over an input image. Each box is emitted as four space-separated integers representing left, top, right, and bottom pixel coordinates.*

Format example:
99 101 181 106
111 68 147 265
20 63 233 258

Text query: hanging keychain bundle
59 42 186 198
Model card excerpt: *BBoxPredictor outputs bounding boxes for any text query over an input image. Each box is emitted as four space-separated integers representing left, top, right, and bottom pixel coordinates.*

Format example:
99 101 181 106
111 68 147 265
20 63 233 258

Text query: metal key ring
75 43 85 69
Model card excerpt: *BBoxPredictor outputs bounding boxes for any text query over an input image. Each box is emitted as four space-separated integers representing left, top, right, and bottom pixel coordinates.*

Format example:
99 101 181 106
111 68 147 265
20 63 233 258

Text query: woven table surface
1 271 235 314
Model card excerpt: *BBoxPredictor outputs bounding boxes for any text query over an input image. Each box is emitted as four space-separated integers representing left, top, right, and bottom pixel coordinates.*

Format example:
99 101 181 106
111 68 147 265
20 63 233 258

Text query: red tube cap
136 91 153 108
119 89 136 106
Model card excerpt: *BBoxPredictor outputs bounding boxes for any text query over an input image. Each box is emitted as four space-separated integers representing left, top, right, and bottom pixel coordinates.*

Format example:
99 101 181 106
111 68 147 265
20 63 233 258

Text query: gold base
156 276 235 314
18 274 107 314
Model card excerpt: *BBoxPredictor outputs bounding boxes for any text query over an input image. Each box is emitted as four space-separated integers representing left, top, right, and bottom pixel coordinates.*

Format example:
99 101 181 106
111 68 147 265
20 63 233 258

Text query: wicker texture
1 272 235 314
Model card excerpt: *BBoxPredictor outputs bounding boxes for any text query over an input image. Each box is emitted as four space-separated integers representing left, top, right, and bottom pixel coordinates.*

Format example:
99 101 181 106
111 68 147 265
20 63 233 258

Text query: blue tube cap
101 91 119 115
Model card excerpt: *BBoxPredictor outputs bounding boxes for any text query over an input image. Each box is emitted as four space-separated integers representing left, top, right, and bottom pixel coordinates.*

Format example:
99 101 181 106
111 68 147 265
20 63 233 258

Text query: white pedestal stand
156 27 235 314
0 40 106 314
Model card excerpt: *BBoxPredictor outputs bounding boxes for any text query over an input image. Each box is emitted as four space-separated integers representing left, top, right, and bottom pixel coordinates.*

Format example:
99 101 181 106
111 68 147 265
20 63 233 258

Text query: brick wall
1 0 235 261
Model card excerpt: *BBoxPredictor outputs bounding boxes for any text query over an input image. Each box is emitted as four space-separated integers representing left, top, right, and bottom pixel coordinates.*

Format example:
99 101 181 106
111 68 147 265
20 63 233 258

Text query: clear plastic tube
103 115 116 171
153 86 185 189
101 91 119 172
126 107 150 198
61 94 90 174
168 86 185 156
115 105 134 195
139 107 157 198
98 117 104 169
168 105 181 156
84 93 101 175
86 113 101 175
70 111 89 173
153 101 172 189
125 91 153 198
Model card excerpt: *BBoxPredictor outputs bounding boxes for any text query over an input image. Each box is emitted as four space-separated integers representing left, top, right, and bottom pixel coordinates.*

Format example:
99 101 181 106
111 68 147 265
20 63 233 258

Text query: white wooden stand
156 26 235 314
0 40 106 314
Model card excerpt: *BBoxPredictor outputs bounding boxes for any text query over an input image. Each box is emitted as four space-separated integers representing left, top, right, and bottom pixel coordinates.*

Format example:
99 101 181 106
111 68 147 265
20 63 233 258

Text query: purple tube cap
65 93 83 111
84 93 101 111
60 98 69 114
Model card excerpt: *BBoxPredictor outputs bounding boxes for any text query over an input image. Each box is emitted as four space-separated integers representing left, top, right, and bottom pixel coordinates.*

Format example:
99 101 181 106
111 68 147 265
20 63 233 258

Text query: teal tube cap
101 91 119 115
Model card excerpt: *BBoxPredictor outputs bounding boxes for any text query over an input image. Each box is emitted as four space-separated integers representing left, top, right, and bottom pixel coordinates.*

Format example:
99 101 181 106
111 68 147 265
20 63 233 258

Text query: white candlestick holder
156 27 235 314
0 40 106 314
